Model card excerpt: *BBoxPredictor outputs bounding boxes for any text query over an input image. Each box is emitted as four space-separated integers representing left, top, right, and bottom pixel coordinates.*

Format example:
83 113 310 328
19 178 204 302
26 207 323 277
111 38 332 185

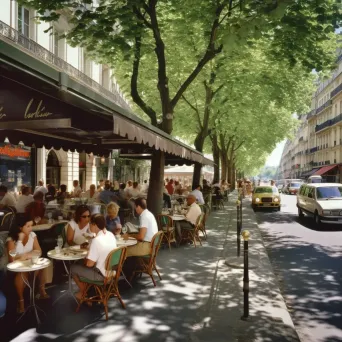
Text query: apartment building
279 53 342 183
0 0 130 191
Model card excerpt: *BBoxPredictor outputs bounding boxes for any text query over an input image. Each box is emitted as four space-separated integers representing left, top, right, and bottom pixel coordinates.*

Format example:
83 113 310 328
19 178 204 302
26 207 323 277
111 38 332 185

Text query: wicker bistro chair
76 246 127 320
157 215 176 250
198 205 209 240
180 213 205 247
130 231 163 287
1 212 13 230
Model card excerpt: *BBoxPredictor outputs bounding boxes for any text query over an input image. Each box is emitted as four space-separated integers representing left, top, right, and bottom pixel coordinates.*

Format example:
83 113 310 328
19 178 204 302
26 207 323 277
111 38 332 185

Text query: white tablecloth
7 258 51 273
48 248 87 261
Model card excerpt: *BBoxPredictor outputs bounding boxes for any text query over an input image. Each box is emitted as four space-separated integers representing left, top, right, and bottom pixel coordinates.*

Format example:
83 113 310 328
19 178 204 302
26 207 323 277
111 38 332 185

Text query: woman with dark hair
65 205 91 247
70 214 117 301
45 185 56 203
6 215 48 313
56 184 68 205
25 191 46 223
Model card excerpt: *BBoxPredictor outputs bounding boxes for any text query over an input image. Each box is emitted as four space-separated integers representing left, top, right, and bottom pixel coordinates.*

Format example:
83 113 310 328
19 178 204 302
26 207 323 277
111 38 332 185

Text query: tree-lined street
256 194 342 342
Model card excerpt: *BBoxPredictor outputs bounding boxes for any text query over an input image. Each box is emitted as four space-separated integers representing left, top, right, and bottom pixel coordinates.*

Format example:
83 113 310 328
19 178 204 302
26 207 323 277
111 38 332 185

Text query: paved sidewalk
6 194 299 342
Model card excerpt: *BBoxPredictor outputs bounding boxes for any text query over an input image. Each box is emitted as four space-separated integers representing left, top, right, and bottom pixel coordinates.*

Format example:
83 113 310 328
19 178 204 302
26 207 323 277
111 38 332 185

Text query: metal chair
76 246 127 320
157 215 176 250
180 213 204 247
130 231 163 287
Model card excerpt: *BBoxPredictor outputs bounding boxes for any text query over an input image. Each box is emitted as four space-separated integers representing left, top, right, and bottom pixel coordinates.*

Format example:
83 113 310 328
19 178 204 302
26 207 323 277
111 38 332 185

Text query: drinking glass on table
34 216 41 225
121 225 127 234
9 249 18 260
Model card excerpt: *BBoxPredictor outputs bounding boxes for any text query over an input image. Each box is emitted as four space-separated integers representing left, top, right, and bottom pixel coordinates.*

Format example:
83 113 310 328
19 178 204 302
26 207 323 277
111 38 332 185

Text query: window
317 186 342 199
18 6 29 37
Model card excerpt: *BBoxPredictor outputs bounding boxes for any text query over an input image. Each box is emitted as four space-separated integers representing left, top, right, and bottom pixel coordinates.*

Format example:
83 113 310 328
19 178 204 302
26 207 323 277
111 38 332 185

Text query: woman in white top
66 205 91 247
71 214 117 302
6 215 48 313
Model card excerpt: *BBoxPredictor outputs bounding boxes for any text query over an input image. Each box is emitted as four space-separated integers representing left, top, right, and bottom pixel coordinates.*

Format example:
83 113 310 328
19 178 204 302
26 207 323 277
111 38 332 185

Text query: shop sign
0 143 31 160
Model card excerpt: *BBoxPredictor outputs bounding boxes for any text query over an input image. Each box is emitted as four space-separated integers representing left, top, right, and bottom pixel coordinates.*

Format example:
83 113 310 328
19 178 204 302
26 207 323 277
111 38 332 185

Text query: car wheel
298 207 304 219
314 211 322 228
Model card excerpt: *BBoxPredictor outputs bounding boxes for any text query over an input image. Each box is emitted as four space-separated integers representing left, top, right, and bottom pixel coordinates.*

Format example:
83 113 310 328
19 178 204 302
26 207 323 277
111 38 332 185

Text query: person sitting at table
163 182 171 208
70 214 117 302
6 215 49 313
99 181 116 205
127 182 141 199
15 185 33 214
66 205 91 247
71 180 82 198
105 202 122 235
56 184 69 205
191 185 205 205
0 185 17 209
124 198 158 257
82 184 99 201
175 194 201 242
25 191 46 224
34 180 48 196
45 184 56 204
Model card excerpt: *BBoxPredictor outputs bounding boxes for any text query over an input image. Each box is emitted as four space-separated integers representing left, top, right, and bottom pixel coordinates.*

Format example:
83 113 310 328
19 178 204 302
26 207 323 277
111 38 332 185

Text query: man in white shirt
124 198 158 257
175 194 202 242
191 185 205 205
15 185 34 213
0 185 17 208
34 180 48 196
72 180 82 198
70 214 117 301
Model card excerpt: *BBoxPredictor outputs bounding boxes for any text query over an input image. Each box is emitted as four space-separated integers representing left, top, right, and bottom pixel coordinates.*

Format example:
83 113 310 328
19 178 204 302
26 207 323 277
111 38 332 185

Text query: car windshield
255 187 277 194
316 187 342 199
290 183 301 188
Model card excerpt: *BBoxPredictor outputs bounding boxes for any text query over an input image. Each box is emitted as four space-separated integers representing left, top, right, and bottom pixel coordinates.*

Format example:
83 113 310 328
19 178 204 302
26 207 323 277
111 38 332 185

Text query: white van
297 183 342 226
307 175 322 183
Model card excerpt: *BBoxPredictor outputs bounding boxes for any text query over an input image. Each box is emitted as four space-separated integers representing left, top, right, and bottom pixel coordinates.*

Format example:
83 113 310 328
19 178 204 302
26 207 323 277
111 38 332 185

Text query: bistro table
171 214 186 221
33 221 68 232
47 247 87 305
7 258 51 324
116 237 138 247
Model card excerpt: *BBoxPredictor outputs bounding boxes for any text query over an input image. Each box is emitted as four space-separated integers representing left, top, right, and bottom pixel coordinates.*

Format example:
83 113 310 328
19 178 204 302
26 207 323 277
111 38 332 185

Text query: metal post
236 200 241 257
241 230 250 320
239 193 243 232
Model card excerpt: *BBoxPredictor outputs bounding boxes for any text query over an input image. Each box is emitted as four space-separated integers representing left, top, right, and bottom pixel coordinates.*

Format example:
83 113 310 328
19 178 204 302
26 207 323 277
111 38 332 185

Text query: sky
265 140 286 166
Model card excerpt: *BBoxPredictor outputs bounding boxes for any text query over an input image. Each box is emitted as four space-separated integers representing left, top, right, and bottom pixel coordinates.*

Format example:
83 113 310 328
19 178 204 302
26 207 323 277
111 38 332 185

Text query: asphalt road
255 194 342 342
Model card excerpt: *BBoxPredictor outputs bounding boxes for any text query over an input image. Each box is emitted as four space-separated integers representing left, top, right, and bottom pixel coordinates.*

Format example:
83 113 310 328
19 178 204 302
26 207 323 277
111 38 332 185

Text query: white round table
7 258 51 324
171 215 186 221
116 237 138 247
48 248 87 305
32 221 68 232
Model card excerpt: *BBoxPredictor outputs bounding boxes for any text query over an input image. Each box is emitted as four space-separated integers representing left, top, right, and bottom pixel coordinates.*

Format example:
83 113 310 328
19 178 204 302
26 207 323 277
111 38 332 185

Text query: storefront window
46 150 60 188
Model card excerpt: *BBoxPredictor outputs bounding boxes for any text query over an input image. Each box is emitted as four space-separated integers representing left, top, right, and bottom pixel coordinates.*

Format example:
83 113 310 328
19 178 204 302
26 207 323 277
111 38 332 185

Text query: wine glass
9 249 17 260
47 212 52 223
121 225 127 234
34 216 41 225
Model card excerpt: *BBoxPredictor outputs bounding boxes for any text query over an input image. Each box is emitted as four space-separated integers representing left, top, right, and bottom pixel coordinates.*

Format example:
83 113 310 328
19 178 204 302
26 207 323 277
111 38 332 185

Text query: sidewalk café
0 40 214 336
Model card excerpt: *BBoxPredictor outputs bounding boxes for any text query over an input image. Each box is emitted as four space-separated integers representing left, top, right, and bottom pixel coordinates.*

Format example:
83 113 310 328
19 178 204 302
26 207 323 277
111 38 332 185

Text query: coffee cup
55 246 61 254
31 255 39 264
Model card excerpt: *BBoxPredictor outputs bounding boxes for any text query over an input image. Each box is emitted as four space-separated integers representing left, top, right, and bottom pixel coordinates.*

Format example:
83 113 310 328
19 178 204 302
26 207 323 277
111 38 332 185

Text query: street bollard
236 200 241 257
241 230 250 320
239 193 243 231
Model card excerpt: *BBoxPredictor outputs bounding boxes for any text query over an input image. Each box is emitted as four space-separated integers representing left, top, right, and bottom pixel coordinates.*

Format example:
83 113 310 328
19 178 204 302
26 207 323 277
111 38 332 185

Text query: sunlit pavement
256 194 342 342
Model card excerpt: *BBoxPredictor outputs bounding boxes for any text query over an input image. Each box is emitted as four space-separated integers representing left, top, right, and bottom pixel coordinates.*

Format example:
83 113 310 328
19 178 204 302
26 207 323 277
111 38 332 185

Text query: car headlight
255 198 260 203
274 198 279 202
322 210 331 215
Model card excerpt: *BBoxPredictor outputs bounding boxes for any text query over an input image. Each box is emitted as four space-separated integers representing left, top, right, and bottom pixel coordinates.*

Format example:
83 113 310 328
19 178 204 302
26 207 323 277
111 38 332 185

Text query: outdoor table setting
47 245 88 305
32 220 68 232
115 236 138 247
7 253 51 325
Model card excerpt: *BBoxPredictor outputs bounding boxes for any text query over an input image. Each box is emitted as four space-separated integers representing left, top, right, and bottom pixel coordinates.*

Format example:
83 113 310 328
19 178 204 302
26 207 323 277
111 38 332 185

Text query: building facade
0 0 131 191
279 53 342 183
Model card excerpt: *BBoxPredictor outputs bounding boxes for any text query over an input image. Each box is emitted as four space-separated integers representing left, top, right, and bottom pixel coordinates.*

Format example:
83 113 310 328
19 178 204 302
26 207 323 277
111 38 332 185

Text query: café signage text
0 144 30 159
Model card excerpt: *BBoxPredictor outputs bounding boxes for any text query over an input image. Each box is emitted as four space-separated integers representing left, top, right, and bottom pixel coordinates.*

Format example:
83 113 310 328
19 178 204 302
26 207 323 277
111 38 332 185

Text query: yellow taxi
252 186 281 211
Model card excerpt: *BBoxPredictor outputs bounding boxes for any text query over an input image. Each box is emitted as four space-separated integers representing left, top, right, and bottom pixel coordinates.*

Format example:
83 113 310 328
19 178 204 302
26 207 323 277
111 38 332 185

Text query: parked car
307 175 322 183
283 182 302 195
297 183 342 226
252 186 281 211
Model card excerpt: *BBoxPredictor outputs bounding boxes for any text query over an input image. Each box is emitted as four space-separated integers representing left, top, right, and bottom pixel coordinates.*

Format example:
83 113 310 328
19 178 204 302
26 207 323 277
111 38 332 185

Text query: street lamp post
241 230 250 320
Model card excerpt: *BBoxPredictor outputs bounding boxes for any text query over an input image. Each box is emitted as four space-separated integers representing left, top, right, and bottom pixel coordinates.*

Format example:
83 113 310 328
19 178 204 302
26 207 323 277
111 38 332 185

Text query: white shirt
0 192 17 207
87 230 117 277
127 188 141 198
190 189 205 205
15 194 34 213
7 232 36 255
66 220 90 246
139 209 158 242
185 202 202 225
34 186 48 195
72 186 82 198
82 190 99 201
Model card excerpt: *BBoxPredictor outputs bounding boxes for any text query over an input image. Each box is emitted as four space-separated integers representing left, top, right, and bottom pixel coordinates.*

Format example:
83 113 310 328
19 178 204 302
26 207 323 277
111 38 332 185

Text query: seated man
124 198 158 257
99 180 116 204
0 185 16 209
175 194 202 242
191 185 205 205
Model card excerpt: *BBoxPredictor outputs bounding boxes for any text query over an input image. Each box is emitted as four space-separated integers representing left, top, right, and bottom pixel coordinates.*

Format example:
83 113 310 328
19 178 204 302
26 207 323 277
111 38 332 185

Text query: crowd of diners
0 177 230 318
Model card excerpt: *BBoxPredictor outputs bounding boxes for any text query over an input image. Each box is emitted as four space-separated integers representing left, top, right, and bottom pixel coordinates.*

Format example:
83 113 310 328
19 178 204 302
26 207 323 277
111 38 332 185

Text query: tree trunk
220 151 227 181
227 159 231 185
212 134 220 184
231 163 236 190
147 150 165 216
192 162 202 189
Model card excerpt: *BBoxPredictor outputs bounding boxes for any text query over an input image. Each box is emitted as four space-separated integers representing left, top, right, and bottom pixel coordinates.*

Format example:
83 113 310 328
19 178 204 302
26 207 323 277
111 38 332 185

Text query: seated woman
45 185 56 203
66 205 91 247
6 215 48 313
106 202 122 235
70 214 117 301
82 184 99 201
56 184 68 205
25 191 46 223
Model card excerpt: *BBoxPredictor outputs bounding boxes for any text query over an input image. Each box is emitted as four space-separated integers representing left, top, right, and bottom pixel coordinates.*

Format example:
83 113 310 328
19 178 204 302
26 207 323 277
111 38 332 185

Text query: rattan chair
76 246 127 320
1 212 13 230
180 213 204 247
130 231 163 287
157 214 176 250
198 205 209 239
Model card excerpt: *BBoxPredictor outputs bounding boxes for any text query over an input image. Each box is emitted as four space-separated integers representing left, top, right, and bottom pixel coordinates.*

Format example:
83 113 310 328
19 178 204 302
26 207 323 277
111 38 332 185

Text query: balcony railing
310 147 318 153
316 99 332 115
315 119 333 132
0 20 131 112
331 82 342 98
